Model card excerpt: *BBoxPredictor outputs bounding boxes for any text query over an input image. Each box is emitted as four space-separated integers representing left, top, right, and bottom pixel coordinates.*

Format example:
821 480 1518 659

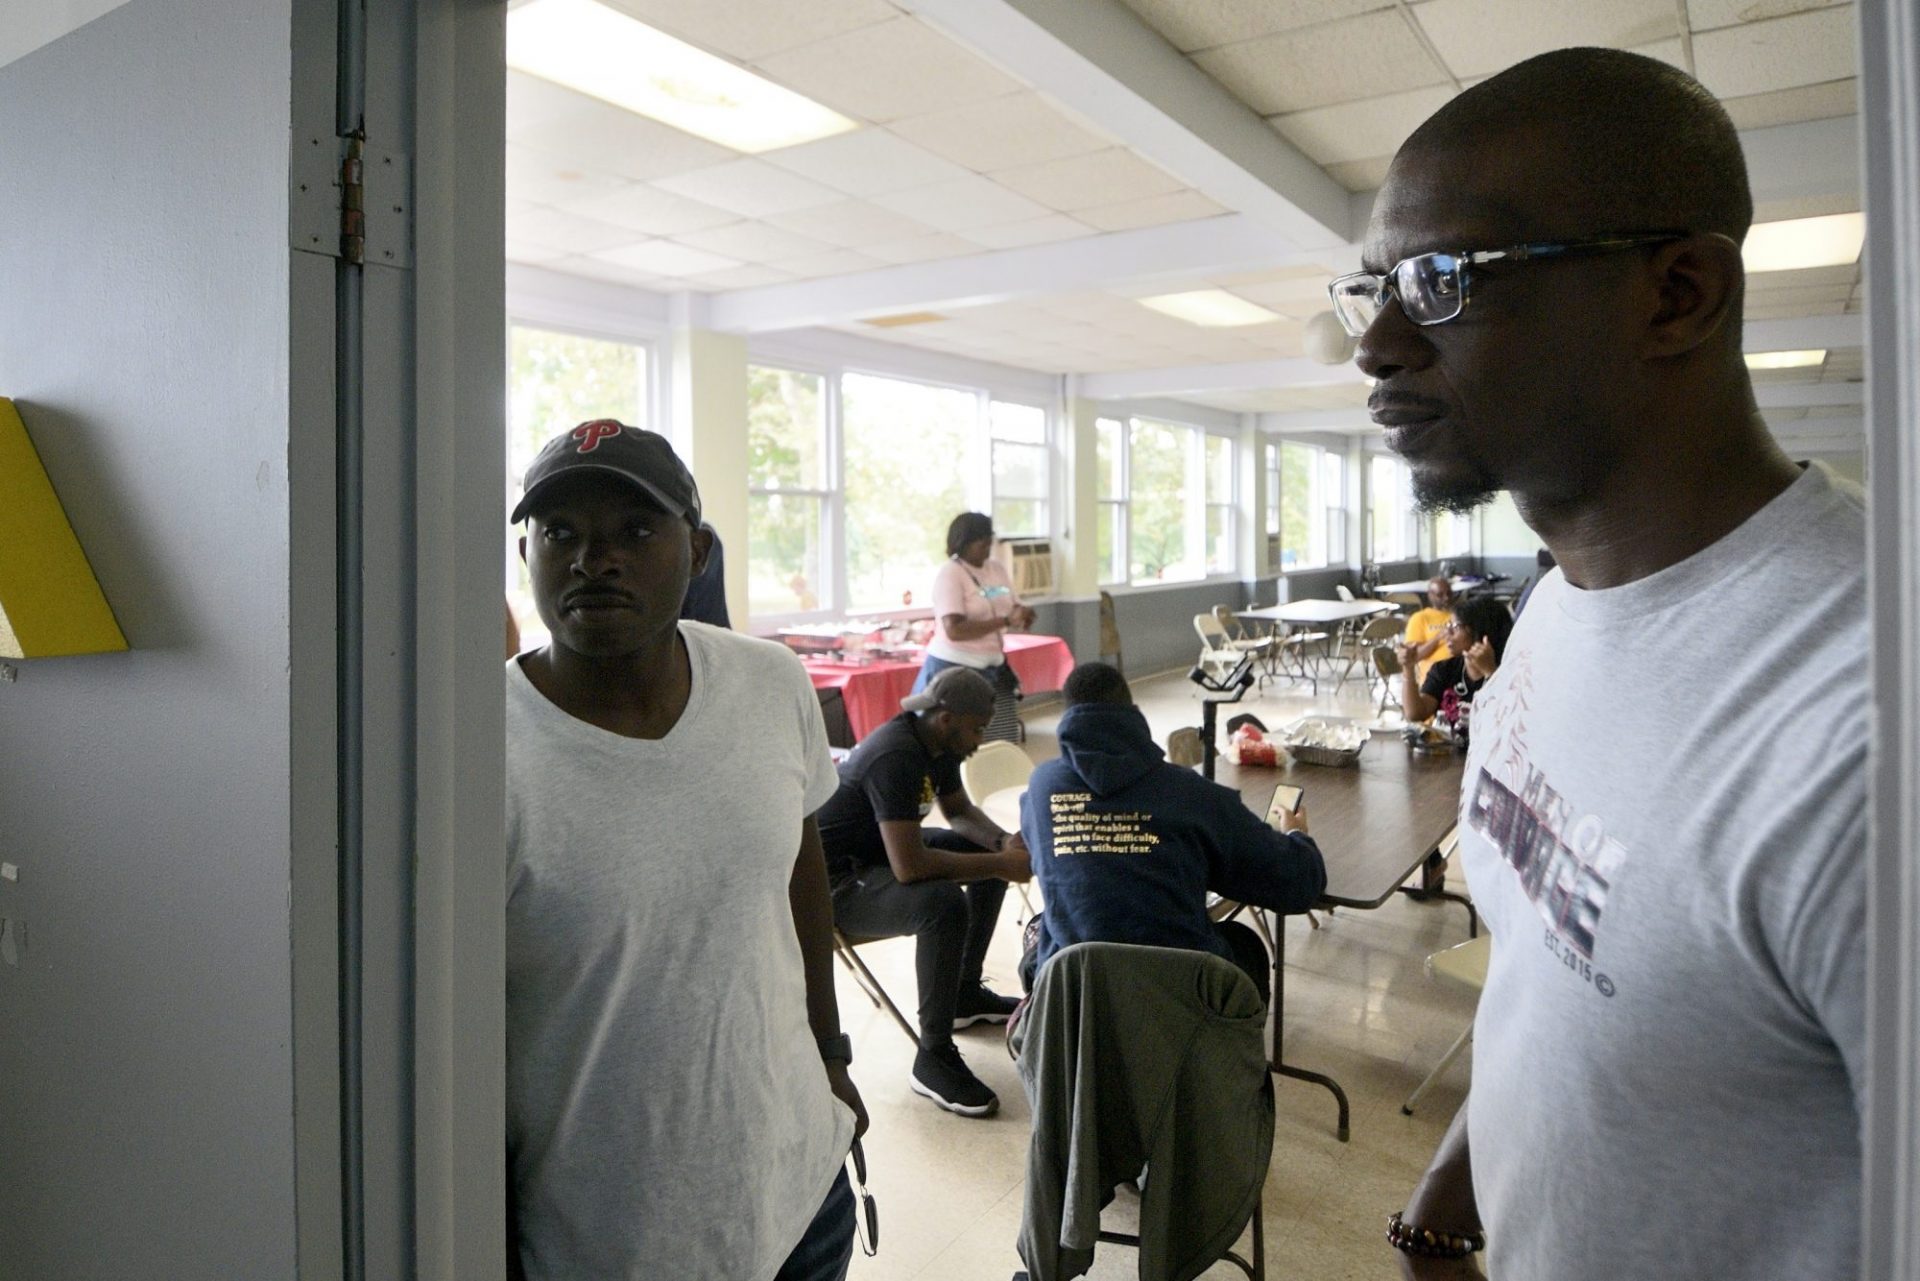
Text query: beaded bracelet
1386 1210 1485 1259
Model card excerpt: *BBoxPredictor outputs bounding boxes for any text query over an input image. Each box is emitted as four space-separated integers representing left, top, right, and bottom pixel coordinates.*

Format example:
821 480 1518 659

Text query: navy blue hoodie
1024 701 1327 971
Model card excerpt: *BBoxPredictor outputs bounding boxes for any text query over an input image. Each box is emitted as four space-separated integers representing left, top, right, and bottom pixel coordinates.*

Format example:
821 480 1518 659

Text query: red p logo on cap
572 419 624 454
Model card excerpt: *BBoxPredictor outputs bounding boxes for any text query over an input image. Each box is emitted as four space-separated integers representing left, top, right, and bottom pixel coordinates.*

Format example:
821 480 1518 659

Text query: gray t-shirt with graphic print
505 623 851 1280
1459 463 1867 1280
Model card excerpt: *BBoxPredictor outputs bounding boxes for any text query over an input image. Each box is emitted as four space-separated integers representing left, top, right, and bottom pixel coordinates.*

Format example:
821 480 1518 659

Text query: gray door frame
1860 0 1920 1274
289 1 505 1277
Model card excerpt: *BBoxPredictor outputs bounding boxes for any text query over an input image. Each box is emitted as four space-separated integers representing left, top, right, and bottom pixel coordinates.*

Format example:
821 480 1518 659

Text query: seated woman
1397 595 1514 745
914 511 1035 742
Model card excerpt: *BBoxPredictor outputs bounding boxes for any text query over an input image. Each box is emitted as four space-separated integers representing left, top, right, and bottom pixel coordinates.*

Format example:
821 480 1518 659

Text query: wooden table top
1238 599 1395 626
1217 734 1465 909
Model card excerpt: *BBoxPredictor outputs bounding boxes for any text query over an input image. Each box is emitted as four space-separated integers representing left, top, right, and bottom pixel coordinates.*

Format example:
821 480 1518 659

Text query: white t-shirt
1459 464 1867 1279
505 623 852 1280
927 555 1018 667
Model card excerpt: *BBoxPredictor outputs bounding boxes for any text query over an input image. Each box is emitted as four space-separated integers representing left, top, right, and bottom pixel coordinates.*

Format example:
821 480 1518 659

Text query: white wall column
669 294 750 628
1059 388 1102 602
1238 414 1266 582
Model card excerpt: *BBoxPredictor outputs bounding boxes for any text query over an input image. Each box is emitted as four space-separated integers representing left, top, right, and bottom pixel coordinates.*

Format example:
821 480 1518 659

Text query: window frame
1269 436 1347 574
746 361 840 625
1107 412 1241 590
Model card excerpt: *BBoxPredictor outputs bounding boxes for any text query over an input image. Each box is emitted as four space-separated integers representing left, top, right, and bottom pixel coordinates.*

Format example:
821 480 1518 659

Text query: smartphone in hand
1267 784 1303 825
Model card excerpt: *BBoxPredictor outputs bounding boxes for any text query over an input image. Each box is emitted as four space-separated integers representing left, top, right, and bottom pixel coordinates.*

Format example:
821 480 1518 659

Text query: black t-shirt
1421 654 1486 737
816 712 964 878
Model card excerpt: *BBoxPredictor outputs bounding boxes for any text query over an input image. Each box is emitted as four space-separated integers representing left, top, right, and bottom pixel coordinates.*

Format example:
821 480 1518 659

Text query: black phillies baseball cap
901 667 996 718
510 419 702 527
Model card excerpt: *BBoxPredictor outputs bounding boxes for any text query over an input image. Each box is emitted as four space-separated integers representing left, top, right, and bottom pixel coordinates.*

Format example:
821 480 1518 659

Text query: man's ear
1642 232 1742 359
518 533 528 564
688 522 714 578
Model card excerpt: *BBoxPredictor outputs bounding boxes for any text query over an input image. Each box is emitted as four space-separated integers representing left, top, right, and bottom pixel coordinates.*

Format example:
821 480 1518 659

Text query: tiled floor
836 666 1480 1280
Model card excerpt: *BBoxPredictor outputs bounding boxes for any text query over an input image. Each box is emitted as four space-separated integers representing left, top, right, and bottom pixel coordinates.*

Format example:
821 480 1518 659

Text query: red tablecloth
804 633 1076 742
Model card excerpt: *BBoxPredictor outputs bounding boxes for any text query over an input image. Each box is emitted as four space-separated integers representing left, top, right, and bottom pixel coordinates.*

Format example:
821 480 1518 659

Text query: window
1112 416 1233 585
1369 453 1419 563
1276 440 1344 571
1205 434 1235 576
989 400 1048 538
1435 509 1473 559
747 366 829 617
506 325 650 644
841 372 974 612
1095 417 1127 585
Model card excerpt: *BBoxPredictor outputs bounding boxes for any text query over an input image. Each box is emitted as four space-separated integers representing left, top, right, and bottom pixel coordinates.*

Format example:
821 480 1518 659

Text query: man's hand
1463 637 1498 681
826 1061 869 1140
997 847 1034 883
1274 800 1310 836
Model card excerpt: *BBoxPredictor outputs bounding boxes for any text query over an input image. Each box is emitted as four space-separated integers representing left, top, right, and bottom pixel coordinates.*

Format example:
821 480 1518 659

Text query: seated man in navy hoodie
1019 662 1326 1001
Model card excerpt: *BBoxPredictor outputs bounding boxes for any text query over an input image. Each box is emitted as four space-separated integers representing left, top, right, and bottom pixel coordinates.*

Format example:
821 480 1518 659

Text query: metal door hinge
291 132 412 269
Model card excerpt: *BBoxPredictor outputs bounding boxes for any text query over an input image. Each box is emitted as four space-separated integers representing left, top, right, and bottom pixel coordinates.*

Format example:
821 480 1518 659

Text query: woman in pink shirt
912 512 1035 742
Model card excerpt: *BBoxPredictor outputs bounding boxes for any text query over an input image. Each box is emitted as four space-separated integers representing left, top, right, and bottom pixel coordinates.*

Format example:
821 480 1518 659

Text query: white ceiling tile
1325 155 1396 192
554 181 740 235
990 148 1187 212
1270 85 1456 166
1692 7 1858 98
957 214 1100 250
1719 78 1858 130
765 200 937 249
1115 0 1401 52
754 16 1023 124
873 175 1053 232
864 232 986 264
673 220 831 263
1076 190 1229 232
549 255 675 290
505 143 627 207
1685 0 1846 34
771 249 889 278
506 206 649 254
507 94 737 183
597 0 897 62
762 128 969 197
593 240 744 277
1191 11 1448 114
888 92 1114 171
506 70 597 135
652 158 846 218
1413 0 1676 80
682 263 799 290
505 238 570 266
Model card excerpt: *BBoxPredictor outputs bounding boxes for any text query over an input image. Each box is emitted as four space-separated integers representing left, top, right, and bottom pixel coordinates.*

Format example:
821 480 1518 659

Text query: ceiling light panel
1137 290 1283 327
507 0 858 154
1743 212 1866 273
1745 349 1826 370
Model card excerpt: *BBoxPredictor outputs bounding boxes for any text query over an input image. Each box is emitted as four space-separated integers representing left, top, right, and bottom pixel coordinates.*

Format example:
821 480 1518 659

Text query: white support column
1238 414 1265 584
669 294 750 629
1059 387 1101 602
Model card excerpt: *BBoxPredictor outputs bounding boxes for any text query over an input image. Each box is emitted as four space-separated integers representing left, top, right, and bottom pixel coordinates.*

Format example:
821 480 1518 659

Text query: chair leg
833 935 919 1045
1401 1022 1474 1115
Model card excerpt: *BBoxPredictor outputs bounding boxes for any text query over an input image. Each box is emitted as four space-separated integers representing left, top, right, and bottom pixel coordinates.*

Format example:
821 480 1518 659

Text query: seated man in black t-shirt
1397 594 1514 744
816 667 1033 1119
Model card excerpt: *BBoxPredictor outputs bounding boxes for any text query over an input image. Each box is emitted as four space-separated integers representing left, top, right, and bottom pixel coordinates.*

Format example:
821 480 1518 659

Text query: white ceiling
506 0 1867 437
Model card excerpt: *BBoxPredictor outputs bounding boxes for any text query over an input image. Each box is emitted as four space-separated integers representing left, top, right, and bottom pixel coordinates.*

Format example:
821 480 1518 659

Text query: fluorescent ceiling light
1743 213 1865 274
1137 290 1282 328
1745 348 1826 370
861 312 948 328
507 0 858 154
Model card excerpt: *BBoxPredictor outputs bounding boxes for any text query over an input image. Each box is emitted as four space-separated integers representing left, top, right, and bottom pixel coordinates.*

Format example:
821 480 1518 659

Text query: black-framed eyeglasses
1327 232 1688 337
847 1139 879 1257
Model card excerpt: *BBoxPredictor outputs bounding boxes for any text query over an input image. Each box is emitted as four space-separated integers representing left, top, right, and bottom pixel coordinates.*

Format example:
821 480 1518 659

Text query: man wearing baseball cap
816 666 1035 1117
503 419 867 1281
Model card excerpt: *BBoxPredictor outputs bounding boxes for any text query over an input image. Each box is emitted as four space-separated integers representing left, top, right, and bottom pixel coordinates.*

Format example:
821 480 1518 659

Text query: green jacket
1012 942 1273 1281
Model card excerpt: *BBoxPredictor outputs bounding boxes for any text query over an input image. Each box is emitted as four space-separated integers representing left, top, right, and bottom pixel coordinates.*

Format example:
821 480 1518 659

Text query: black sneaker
910 1043 999 1117
952 982 1019 1029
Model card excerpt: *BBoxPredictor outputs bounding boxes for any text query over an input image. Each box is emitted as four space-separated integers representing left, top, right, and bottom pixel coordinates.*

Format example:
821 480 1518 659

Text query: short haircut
946 511 995 558
1401 47 1752 243
1063 662 1132 708
1452 596 1516 664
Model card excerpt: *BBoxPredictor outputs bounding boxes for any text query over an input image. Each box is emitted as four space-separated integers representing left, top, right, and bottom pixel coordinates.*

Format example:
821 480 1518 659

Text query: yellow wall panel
0 398 128 658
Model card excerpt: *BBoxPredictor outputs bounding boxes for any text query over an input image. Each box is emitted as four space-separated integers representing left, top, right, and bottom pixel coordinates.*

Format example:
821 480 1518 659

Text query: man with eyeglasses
1344 49 1867 1281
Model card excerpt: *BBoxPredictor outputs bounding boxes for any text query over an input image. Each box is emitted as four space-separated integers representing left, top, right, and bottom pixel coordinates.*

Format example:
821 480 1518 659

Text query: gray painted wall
0 0 299 1274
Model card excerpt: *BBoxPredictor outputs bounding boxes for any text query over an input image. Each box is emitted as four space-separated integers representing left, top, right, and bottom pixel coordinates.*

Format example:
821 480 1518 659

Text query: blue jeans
774 1168 855 1281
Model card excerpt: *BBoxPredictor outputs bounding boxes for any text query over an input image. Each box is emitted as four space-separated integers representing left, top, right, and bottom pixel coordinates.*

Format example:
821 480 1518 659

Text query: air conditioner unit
993 537 1056 601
